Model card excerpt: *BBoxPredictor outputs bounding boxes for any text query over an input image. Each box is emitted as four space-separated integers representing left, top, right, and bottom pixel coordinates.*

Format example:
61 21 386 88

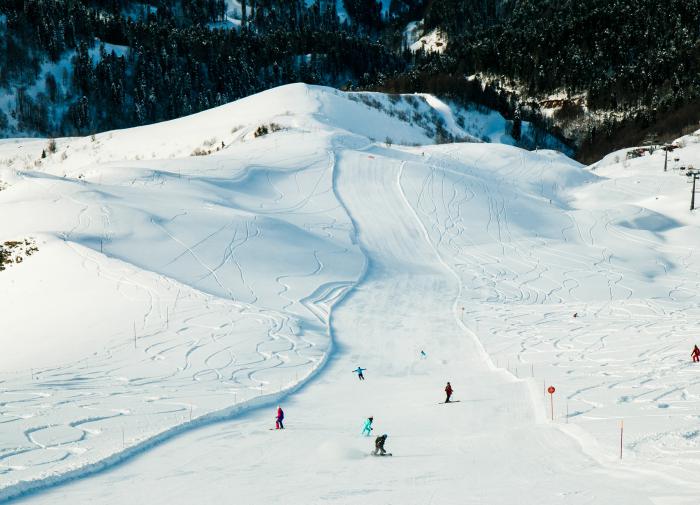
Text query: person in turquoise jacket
352 367 366 380
361 416 373 436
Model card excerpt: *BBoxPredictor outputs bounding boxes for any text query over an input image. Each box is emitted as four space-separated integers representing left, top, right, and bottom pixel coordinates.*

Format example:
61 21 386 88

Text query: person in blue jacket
362 416 373 436
352 367 366 380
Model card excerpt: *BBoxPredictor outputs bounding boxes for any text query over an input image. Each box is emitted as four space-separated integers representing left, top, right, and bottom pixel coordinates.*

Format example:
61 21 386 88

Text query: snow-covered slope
1 84 700 503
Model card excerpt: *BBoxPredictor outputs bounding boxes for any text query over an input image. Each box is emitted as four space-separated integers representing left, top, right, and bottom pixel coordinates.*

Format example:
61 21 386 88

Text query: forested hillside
0 0 405 135
421 0 700 160
2 0 700 161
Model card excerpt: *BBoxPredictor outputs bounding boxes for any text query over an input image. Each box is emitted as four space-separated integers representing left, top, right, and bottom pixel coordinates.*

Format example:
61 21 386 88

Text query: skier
373 434 389 456
444 382 453 403
352 366 366 380
275 406 284 429
362 416 373 437
692 345 700 363
420 350 427 359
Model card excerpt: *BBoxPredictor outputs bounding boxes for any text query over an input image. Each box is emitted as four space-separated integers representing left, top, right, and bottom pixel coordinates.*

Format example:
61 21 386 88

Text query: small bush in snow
191 147 211 156
254 123 284 138
385 136 393 148
0 238 38 272
47 138 57 154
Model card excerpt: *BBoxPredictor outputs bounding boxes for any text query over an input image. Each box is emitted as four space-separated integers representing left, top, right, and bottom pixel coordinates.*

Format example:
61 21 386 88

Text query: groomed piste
1 84 700 504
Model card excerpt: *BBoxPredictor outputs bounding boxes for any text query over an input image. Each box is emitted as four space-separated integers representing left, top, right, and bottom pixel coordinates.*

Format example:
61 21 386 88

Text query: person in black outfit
373 434 388 455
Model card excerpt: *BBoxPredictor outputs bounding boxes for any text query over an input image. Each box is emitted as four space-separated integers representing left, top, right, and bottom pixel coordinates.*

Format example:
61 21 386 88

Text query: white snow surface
410 27 447 53
405 20 447 53
1 84 700 503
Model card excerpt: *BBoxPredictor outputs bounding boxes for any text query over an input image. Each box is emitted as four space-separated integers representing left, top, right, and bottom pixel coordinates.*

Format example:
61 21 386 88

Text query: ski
438 400 461 404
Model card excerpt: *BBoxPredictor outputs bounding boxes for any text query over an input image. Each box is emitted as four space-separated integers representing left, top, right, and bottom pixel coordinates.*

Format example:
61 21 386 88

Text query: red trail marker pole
547 386 556 421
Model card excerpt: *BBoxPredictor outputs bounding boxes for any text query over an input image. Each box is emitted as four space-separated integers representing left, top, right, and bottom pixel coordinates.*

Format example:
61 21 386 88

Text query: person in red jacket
275 406 284 429
444 382 453 403
692 345 700 363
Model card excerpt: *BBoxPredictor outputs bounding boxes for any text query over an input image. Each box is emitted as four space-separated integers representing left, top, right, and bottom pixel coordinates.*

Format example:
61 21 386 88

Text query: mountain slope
1 84 700 503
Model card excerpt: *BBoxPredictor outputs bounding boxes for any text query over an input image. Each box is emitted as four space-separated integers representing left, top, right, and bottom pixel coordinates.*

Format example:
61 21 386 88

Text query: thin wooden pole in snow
620 420 624 460
550 392 554 421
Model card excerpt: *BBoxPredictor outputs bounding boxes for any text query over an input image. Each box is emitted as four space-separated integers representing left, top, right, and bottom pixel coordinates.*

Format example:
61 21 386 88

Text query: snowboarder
692 345 700 363
444 382 453 403
373 434 389 456
275 406 284 429
362 416 373 437
353 367 366 380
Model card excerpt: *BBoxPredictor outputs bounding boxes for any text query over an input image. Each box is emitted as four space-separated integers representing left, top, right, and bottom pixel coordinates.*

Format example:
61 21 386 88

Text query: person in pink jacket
275 406 284 429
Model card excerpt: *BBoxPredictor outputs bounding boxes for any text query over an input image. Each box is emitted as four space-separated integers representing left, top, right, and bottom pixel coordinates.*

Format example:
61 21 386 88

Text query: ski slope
1 84 700 503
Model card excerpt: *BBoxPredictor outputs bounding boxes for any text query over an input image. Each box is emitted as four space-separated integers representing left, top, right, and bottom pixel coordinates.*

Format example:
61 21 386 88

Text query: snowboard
371 452 392 457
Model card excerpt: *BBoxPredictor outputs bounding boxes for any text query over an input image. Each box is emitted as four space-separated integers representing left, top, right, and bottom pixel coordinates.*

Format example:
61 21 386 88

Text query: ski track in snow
0 106 364 499
400 144 700 483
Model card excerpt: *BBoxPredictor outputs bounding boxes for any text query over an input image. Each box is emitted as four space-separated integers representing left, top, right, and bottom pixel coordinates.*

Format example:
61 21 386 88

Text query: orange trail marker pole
620 420 624 460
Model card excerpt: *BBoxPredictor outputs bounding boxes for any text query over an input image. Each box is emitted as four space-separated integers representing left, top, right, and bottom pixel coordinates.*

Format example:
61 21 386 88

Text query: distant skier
420 350 427 359
275 406 284 430
444 382 453 403
373 434 389 456
692 345 700 363
362 416 374 437
573 312 578 318
353 367 366 381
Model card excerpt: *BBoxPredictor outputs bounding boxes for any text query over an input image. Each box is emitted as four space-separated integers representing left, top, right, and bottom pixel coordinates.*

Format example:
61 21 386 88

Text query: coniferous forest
2 0 700 161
